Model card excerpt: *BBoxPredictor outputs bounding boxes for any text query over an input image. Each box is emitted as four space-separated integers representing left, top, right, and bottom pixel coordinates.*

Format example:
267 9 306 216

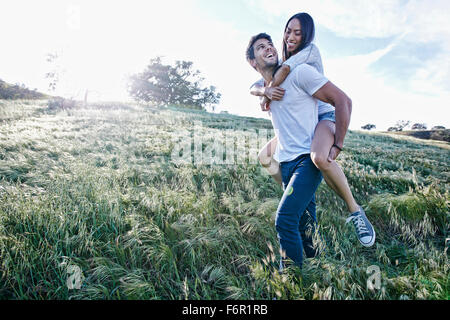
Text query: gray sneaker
346 206 376 247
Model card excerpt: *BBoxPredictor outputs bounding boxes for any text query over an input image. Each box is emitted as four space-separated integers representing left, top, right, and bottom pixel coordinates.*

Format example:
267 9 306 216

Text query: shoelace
346 214 369 235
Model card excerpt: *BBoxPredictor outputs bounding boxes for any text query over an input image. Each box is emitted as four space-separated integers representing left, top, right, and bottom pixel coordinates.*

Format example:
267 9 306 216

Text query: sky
1 0 449 131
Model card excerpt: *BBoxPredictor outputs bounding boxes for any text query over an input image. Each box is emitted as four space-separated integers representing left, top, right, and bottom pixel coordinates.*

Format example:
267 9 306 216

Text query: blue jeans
276 153 323 269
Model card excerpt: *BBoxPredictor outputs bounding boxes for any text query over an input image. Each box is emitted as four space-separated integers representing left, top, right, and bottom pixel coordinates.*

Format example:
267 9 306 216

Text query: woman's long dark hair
282 12 315 62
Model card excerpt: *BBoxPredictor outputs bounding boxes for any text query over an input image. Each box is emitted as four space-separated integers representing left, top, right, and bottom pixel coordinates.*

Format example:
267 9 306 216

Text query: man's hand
260 96 271 111
264 86 285 101
327 145 341 162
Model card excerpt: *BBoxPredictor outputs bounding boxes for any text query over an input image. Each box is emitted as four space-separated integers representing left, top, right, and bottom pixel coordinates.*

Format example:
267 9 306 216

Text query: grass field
0 100 448 300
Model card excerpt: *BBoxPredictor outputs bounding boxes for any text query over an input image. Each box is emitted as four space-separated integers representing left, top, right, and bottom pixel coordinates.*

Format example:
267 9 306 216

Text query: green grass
0 100 448 300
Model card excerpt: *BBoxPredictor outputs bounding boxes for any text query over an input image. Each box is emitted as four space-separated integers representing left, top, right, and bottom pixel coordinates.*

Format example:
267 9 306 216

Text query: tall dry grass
0 100 448 299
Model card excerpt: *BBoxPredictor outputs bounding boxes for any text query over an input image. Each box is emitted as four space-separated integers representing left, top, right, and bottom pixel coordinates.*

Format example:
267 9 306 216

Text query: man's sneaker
346 206 375 247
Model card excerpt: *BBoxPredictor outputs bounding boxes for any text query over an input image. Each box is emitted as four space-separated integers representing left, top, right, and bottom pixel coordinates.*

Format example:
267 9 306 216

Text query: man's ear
248 58 257 70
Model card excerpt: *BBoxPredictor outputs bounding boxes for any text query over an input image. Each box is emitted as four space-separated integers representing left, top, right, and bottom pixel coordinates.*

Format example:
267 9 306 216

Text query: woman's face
284 18 302 53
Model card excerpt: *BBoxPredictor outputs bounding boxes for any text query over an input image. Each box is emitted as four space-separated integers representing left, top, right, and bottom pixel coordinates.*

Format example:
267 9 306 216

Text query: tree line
361 121 446 132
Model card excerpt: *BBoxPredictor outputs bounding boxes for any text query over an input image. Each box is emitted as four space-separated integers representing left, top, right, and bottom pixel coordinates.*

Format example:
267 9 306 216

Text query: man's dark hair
282 13 315 62
246 33 273 61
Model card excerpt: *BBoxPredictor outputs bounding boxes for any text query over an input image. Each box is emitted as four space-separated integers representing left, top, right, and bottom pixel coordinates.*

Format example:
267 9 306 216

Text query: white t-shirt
268 63 329 162
283 44 334 115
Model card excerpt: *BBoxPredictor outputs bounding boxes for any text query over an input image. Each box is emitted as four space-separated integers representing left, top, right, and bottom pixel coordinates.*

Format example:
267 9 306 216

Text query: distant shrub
87 102 135 111
47 97 77 110
411 123 427 130
431 126 445 130
170 104 206 111
361 124 376 130
388 120 410 132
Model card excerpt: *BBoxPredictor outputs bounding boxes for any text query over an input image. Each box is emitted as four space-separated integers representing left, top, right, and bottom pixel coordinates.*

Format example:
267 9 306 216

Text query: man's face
250 38 278 71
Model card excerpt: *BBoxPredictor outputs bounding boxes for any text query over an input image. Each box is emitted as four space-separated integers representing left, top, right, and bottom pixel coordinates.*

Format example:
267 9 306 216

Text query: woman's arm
269 44 322 89
254 66 289 111
249 76 286 111
270 64 290 88
250 83 272 111
250 83 286 100
259 65 290 112
250 83 266 97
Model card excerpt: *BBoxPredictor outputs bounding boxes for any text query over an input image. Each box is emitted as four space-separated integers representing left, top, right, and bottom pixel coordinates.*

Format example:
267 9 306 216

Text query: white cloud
326 48 450 131
244 0 450 39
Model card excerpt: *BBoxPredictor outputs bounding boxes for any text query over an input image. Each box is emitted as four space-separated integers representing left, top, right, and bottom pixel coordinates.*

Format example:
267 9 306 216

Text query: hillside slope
387 129 450 143
0 79 47 100
0 100 448 300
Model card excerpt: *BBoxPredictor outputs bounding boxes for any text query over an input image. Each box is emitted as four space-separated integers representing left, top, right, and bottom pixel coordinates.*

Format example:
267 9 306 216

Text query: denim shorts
318 110 335 122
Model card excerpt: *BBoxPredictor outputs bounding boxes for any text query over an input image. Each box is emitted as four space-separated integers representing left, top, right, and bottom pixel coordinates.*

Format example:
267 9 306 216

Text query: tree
388 120 410 132
432 126 445 130
127 57 221 110
45 52 61 93
361 124 376 130
411 123 427 130
395 120 410 131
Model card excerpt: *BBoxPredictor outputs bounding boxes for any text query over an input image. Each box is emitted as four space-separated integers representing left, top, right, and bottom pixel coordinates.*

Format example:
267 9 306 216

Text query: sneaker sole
360 228 376 247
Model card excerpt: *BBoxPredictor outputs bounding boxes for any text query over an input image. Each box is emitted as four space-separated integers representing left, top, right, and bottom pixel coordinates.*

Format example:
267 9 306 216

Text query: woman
251 13 375 247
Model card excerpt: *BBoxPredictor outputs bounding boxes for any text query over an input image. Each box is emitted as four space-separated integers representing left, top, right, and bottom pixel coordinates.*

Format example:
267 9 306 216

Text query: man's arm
312 81 352 161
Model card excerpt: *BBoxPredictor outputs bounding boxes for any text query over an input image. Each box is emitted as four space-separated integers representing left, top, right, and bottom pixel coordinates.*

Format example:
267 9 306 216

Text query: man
246 33 374 268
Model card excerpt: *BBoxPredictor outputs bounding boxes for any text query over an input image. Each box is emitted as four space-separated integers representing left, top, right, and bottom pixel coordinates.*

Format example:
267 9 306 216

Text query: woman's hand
264 86 285 101
260 96 271 111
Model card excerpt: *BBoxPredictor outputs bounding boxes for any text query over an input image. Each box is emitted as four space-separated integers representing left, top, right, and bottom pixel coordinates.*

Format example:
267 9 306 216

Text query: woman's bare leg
258 136 282 186
310 120 359 213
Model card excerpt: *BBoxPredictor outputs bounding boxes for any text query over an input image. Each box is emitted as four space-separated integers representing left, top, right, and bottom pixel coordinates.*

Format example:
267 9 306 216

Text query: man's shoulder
287 63 321 85
290 63 319 75
289 63 328 96
252 78 265 88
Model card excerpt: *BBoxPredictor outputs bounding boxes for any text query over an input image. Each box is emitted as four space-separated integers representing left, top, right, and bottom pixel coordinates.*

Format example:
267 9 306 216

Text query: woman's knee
258 149 271 167
310 151 330 170
259 137 277 166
